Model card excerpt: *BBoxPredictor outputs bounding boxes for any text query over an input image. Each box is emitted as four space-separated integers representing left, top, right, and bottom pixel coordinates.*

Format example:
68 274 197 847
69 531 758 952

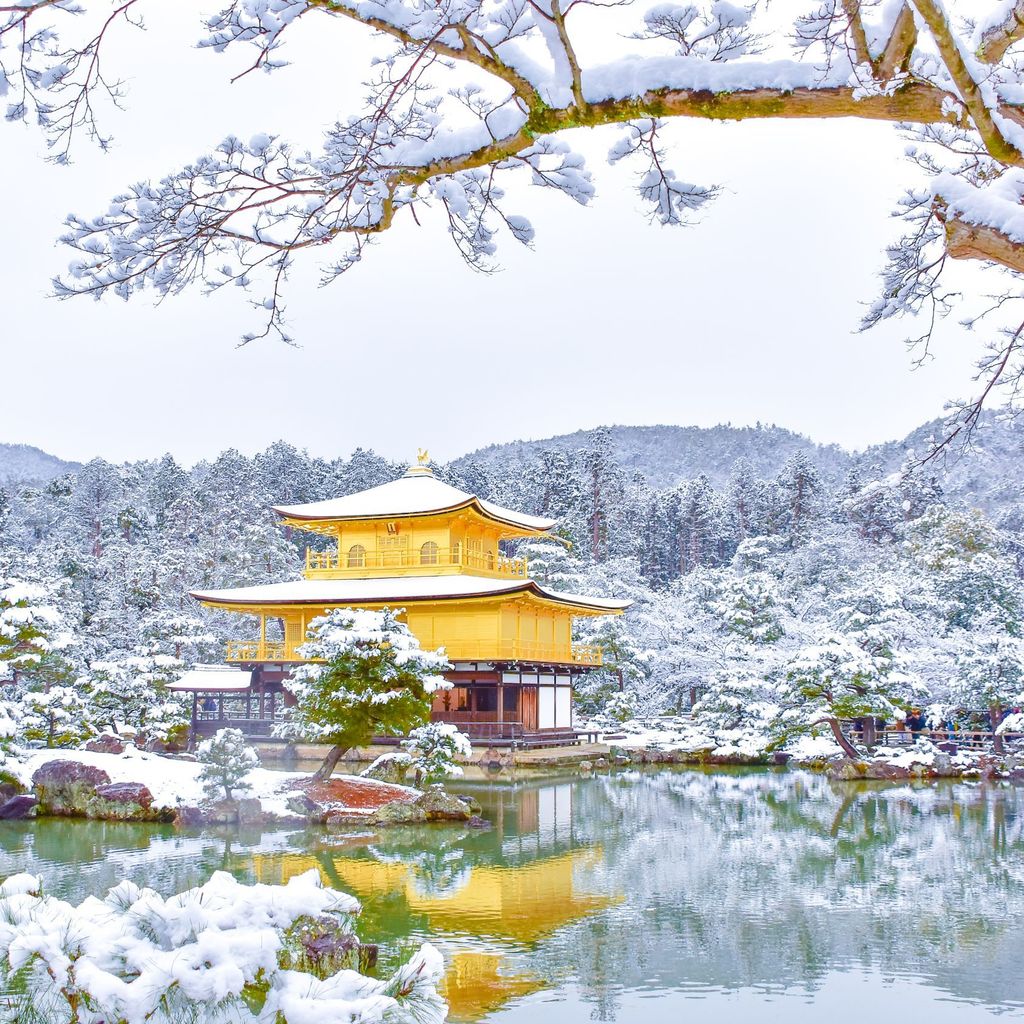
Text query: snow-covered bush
0 700 25 774
594 691 638 726
83 654 190 743
19 686 94 748
0 869 446 1024
402 722 472 788
196 728 258 802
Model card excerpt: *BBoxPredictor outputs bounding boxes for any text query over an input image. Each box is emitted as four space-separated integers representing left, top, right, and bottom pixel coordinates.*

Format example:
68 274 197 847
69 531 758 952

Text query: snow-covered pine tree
278 608 450 781
197 727 259 802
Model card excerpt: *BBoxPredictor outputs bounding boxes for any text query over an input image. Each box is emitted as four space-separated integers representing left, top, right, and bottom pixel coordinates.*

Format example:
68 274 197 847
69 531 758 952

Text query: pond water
2 768 1023 1022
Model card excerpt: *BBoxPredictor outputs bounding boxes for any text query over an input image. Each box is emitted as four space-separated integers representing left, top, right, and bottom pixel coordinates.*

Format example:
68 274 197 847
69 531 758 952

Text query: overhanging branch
977 0 1024 63
944 215 1024 273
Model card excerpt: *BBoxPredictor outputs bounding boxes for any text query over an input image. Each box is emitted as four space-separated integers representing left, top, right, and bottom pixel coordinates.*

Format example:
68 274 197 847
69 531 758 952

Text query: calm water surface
1 768 1022 1022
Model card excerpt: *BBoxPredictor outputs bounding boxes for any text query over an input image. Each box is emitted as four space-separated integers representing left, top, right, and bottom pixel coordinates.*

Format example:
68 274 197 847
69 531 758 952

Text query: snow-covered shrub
0 700 25 774
83 654 190 743
402 722 472 788
594 691 637 726
0 869 446 1024
19 686 94 748
196 728 258 802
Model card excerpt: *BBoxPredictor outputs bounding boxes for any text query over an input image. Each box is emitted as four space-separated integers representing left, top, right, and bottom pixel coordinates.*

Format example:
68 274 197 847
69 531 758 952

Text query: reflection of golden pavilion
442 952 546 1021
250 840 621 1021
340 847 618 943
252 847 620 944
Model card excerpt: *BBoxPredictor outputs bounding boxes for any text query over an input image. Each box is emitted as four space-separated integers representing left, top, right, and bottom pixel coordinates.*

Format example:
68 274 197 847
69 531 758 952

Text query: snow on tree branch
11 0 1024 426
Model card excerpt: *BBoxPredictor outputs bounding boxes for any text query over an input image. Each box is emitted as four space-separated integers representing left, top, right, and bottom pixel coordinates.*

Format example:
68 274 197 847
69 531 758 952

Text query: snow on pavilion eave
271 467 556 534
169 665 254 692
188 574 629 615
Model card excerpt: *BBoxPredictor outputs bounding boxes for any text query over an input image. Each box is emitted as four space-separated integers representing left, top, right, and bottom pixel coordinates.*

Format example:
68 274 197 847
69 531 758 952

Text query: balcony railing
224 638 602 666
431 713 525 740
225 640 303 663
305 546 528 579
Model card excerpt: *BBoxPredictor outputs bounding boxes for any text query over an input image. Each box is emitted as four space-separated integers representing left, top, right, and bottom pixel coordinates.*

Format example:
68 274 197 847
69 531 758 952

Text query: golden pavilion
187 454 628 745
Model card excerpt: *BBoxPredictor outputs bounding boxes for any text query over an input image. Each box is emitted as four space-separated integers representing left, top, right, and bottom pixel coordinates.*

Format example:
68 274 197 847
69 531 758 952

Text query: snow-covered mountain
0 444 80 484
454 415 1024 514
858 414 1024 519
4 410 1023 515
455 424 850 490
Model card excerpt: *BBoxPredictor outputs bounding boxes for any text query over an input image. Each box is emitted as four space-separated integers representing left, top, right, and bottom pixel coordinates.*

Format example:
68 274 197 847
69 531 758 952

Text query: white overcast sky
1 1 985 467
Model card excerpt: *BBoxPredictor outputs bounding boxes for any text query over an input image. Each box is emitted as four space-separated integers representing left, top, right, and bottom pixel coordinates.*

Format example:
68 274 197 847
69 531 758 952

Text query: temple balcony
225 640 304 663
304 546 528 580
224 639 602 667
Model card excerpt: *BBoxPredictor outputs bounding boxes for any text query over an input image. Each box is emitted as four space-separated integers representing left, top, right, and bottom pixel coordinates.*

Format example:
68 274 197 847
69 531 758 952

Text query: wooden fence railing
844 727 1024 752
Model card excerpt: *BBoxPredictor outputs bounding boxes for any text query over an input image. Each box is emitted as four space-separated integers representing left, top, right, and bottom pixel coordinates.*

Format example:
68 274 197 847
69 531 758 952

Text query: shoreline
3 737 1024 830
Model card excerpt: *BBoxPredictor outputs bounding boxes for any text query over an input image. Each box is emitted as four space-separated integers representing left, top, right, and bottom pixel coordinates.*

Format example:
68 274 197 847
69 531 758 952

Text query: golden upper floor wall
300 512 530 580
276 464 555 581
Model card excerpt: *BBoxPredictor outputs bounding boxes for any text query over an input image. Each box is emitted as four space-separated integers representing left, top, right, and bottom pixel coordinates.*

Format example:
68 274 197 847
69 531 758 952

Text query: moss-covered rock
414 787 471 822
359 753 413 785
368 800 426 826
86 782 173 823
31 760 111 817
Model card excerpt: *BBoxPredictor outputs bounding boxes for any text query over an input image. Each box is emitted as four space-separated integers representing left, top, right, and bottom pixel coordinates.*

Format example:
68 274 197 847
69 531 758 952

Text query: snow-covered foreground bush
0 869 445 1024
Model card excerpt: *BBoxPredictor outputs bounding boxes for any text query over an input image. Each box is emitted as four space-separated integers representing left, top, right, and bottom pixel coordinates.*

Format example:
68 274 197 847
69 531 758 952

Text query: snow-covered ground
12 747 415 818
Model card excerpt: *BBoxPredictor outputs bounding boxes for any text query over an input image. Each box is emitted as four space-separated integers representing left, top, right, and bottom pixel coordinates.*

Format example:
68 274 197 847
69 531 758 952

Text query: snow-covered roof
191 574 629 613
170 666 254 691
273 467 555 533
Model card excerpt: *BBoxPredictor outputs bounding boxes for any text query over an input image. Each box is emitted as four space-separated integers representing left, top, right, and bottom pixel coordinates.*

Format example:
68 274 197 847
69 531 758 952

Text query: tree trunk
990 701 1005 755
828 718 861 760
863 717 877 748
312 744 349 782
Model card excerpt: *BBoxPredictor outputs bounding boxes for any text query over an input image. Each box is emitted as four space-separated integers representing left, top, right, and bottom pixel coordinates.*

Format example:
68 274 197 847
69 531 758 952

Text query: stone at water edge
578 760 594 773
31 760 112 817
0 794 38 820
92 781 177 823
456 793 482 815
175 805 205 827
414 787 472 822
286 793 323 819
825 759 869 781
325 809 374 826
237 797 264 826
368 800 427 826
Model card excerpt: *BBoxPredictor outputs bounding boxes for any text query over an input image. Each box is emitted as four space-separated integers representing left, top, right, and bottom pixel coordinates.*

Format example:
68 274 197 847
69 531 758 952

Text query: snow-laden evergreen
0 426 1021 759
0 869 445 1024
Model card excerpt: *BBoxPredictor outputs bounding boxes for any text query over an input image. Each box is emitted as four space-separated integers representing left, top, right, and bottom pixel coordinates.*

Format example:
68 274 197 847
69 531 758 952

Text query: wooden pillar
498 680 504 739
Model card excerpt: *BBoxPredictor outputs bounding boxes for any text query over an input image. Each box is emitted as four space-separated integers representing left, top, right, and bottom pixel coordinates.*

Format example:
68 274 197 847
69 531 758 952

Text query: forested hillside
2 416 1023 739
454 424 851 490
0 445 80 485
